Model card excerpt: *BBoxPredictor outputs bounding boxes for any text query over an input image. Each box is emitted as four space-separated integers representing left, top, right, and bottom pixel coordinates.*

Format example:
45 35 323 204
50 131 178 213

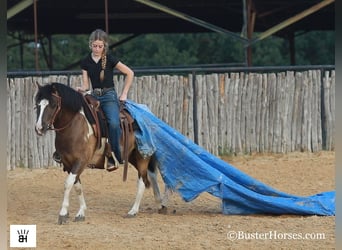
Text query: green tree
295 31 334 65
251 36 289 66
7 31 334 71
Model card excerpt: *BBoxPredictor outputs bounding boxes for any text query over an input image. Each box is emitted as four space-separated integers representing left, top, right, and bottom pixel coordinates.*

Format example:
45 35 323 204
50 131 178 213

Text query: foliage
7 31 334 71
295 31 335 65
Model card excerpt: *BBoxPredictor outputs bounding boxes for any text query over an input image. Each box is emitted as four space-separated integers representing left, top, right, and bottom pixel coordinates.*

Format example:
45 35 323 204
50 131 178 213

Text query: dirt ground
7 151 335 250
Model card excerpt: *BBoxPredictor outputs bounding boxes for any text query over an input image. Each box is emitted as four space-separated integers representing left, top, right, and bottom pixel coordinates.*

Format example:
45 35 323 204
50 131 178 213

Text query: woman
79 29 134 171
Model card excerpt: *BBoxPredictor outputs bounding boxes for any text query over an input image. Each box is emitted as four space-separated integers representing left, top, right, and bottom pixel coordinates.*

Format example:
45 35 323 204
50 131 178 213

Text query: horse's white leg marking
59 173 77 216
148 170 162 203
128 177 145 216
74 180 87 218
35 99 49 133
161 186 172 208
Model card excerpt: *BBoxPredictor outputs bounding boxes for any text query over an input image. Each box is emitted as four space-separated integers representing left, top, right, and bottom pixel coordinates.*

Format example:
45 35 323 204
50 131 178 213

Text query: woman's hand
119 92 128 102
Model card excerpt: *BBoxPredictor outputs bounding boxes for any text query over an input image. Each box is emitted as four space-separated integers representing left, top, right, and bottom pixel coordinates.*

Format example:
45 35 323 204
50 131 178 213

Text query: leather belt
92 87 114 96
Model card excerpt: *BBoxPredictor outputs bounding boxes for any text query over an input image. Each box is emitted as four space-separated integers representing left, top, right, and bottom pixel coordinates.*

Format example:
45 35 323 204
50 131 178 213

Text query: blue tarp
124 100 335 216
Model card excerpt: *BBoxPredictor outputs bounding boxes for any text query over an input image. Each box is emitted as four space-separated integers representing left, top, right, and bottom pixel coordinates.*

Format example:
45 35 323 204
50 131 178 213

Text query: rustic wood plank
206 74 218 154
259 73 268 153
250 73 258 153
239 73 247 153
323 70 333 150
195 74 203 147
301 71 309 152
217 74 226 155
186 74 194 141
255 73 263 153
226 73 234 154
283 71 295 153
330 70 335 150
201 75 209 151
232 73 242 153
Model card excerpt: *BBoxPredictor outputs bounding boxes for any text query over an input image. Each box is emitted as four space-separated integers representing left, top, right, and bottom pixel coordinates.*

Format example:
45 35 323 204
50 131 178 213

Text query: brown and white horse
34 82 169 224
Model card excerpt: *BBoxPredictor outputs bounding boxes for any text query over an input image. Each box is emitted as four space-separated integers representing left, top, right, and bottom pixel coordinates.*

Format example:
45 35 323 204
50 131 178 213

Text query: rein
48 93 75 132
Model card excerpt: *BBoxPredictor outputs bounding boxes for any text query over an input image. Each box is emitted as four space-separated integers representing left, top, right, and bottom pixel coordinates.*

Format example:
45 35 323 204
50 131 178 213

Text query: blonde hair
89 29 108 81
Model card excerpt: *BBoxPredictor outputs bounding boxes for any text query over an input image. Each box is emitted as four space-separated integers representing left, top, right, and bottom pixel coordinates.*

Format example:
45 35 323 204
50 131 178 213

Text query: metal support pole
246 0 255 66
33 0 39 71
135 0 249 44
104 0 109 34
250 0 334 45
192 71 198 144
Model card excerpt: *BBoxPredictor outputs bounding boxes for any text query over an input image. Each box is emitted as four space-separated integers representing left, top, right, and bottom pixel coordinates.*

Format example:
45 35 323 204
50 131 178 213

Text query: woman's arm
115 62 134 101
80 69 90 91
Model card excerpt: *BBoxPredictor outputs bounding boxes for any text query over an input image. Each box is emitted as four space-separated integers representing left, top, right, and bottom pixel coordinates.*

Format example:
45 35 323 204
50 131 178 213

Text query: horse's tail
148 154 158 174
145 155 159 188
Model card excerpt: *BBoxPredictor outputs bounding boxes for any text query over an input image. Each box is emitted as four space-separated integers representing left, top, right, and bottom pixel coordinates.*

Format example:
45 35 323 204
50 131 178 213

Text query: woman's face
91 40 105 57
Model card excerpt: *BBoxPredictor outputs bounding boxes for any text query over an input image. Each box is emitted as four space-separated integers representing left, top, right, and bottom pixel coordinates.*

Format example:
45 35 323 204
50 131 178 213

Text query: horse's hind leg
158 186 172 214
147 158 171 214
58 173 76 224
74 179 87 222
148 169 162 204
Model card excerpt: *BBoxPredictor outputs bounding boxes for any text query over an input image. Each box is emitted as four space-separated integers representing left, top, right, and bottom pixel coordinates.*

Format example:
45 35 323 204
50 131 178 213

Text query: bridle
46 92 75 132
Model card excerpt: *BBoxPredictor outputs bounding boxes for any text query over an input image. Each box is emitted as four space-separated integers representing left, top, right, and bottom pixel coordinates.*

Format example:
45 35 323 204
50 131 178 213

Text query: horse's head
34 82 85 135
34 82 61 135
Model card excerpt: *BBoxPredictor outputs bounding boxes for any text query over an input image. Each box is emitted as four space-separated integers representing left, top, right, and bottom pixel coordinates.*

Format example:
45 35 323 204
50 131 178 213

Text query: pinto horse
34 82 168 224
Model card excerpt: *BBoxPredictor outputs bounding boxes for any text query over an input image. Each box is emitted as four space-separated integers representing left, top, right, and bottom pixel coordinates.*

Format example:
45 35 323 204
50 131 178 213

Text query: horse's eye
50 101 57 108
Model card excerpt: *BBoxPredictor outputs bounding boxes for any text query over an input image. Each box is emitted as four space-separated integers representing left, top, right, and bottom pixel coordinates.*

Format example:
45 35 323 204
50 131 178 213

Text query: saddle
83 94 135 181
83 94 106 149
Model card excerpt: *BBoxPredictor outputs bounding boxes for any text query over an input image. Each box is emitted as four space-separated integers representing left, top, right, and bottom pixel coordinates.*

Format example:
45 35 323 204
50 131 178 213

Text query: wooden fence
7 69 335 169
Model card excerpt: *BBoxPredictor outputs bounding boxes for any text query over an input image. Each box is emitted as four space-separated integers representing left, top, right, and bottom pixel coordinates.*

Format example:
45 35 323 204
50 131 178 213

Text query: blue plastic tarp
124 100 335 216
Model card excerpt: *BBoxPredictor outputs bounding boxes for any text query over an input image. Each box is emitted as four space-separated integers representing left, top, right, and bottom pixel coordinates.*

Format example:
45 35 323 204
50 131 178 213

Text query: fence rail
7 67 335 169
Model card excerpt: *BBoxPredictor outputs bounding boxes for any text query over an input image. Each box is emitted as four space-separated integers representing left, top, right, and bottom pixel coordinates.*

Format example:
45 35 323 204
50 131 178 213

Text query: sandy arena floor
7 151 335 249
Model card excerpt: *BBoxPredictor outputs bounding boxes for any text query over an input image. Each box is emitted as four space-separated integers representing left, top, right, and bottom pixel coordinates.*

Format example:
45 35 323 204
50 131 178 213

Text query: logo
10 225 36 248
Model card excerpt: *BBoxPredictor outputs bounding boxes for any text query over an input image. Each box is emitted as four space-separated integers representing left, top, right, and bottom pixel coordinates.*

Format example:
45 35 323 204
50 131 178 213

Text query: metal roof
7 0 334 68
7 0 334 36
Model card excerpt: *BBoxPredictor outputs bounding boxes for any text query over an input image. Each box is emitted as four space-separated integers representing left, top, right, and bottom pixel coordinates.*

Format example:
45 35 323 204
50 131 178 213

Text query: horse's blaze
35 99 49 134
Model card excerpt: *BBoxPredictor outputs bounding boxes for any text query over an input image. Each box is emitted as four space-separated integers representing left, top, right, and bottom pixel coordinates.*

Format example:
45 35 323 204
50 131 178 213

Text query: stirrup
106 156 119 172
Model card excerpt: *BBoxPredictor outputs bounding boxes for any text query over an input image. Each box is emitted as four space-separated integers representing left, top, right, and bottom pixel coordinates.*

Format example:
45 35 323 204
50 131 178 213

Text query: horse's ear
35 81 42 89
51 83 58 94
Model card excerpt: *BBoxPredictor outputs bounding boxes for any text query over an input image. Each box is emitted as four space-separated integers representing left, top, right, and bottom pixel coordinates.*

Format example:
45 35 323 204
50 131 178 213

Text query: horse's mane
35 82 83 112
36 82 95 124
52 82 84 112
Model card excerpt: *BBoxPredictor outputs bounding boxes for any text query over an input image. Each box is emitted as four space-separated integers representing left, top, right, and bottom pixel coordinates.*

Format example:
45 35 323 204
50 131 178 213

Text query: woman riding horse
54 29 134 171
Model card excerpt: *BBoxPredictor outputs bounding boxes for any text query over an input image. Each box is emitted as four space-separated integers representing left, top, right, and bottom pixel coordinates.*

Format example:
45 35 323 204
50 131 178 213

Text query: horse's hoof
124 213 136 218
74 215 85 222
58 214 69 225
158 206 168 215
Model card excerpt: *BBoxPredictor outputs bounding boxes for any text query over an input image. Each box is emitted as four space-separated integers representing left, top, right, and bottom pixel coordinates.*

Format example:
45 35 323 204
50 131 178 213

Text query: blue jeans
93 90 122 162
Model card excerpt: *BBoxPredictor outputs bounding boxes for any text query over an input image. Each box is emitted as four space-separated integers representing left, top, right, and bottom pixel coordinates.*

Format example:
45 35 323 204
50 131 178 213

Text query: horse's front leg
58 173 76 224
74 179 87 222
127 177 145 217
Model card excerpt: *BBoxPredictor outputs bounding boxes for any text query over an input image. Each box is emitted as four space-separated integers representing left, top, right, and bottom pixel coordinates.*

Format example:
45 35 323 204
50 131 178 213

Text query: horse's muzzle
35 124 47 136
35 127 43 136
